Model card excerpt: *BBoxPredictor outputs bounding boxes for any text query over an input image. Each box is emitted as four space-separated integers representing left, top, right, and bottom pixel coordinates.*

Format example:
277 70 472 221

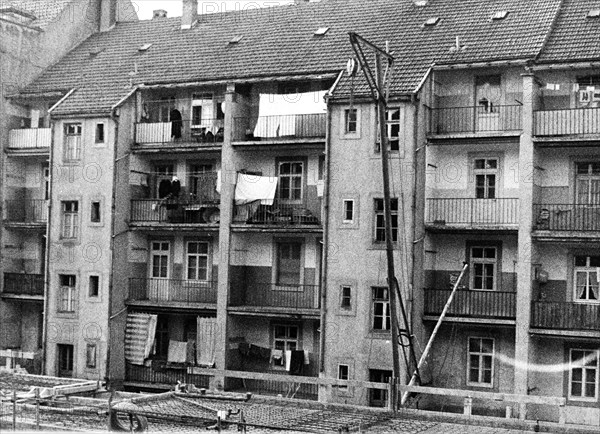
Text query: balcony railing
234 114 327 142
130 199 220 224
4 200 48 223
125 362 210 388
424 289 516 319
135 119 224 146
429 105 522 135
233 200 320 226
8 128 51 149
531 301 600 331
230 283 320 310
533 204 600 231
128 278 217 304
3 273 44 296
534 107 600 136
426 198 519 227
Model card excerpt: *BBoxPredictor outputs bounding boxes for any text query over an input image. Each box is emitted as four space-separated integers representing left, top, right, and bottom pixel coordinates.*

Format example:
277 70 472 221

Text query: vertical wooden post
12 389 17 431
463 397 472 416
558 405 566 425
35 388 40 430
518 402 527 421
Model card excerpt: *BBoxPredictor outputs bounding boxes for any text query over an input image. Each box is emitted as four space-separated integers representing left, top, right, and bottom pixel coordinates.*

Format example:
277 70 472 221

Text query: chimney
294 0 309 4
99 0 117 32
153 9 168 19
181 0 198 29
414 0 428 6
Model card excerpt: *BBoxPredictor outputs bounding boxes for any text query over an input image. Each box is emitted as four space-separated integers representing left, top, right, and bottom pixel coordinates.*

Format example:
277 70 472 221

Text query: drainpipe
319 99 333 374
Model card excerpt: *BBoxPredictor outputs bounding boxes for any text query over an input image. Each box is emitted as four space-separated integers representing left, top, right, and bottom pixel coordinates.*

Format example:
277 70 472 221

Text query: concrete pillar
515 72 537 396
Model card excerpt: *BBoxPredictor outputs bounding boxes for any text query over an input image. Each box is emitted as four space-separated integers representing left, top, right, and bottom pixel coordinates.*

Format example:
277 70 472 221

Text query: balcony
233 200 321 232
233 114 327 145
8 128 51 152
424 289 516 322
2 273 44 299
531 301 600 332
134 119 223 150
128 278 217 308
533 204 600 238
4 200 47 227
125 362 210 390
426 198 519 230
130 199 220 229
229 283 320 316
428 105 522 137
534 107 600 138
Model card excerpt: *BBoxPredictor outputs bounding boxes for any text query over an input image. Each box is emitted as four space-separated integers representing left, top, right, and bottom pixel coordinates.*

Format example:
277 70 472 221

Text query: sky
131 1 295 20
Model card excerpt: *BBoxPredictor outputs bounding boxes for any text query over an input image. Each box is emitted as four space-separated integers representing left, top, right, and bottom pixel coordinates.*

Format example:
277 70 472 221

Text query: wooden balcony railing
8 128 51 149
234 114 327 142
135 119 224 146
4 199 48 223
426 198 519 227
429 105 522 135
125 362 210 388
3 273 44 296
533 204 600 231
424 289 516 319
128 278 217 304
233 200 320 226
230 283 320 310
531 301 600 331
534 107 600 136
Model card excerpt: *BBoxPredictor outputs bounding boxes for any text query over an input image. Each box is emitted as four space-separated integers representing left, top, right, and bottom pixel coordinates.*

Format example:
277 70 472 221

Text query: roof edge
48 88 78 115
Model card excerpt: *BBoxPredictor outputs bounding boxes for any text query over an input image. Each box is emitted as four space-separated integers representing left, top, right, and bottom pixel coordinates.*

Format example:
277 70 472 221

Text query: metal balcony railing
3 273 44 296
8 128 51 149
230 283 320 310
429 105 522 135
534 107 600 136
125 362 210 388
128 278 218 304
424 288 516 319
531 301 600 331
426 198 519 226
233 200 320 226
235 114 327 141
130 200 220 224
135 119 224 145
533 204 600 231
4 200 48 223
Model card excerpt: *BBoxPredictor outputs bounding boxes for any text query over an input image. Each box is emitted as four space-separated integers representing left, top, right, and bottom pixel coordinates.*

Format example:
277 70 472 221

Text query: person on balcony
170 108 182 139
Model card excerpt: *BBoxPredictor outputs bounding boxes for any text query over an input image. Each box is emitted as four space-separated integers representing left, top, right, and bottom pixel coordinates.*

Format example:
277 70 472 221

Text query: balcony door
57 344 74 378
472 158 498 224
575 162 600 230
149 241 171 301
475 75 501 132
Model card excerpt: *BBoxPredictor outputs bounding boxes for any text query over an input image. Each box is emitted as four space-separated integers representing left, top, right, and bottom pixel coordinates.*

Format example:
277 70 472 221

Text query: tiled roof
2 0 72 29
537 0 600 63
22 0 564 115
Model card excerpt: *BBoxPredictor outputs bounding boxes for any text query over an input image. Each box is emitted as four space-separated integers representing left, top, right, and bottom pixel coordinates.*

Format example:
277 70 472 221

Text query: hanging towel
238 342 250 356
285 350 292 372
234 173 278 206
303 350 310 365
216 170 222 194
290 350 305 375
125 313 157 366
167 340 187 363
271 349 283 362
186 339 196 364
197 317 217 367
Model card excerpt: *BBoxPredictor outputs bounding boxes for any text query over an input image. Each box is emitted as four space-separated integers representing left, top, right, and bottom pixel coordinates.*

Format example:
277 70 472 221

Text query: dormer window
423 17 440 27
588 9 600 19
138 43 153 52
314 27 329 36
491 11 509 21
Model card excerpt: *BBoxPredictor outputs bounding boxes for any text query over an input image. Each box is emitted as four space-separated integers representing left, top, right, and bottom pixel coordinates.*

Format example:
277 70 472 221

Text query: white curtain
197 317 218 367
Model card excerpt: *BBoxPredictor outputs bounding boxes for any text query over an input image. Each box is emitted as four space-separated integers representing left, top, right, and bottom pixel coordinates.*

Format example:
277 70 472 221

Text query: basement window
588 9 600 19
314 27 330 36
423 17 440 27
491 11 509 21
138 43 153 52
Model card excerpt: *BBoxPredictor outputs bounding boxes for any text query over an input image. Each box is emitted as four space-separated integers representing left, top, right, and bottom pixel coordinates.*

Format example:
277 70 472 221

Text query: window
61 201 79 239
377 108 401 152
276 242 302 286
63 123 82 161
191 93 213 126
95 123 105 143
59 274 76 313
57 344 74 378
344 109 357 134
574 256 600 302
338 364 349 388
89 276 99 297
473 158 498 199
374 198 398 242
575 162 600 205
154 164 174 199
186 241 209 281
470 247 497 291
475 75 501 114
151 241 170 278
314 27 329 36
467 337 494 387
340 286 352 309
278 161 304 202
569 349 598 400
90 201 101 223
86 344 97 369
372 287 390 331
273 325 299 367
343 200 354 223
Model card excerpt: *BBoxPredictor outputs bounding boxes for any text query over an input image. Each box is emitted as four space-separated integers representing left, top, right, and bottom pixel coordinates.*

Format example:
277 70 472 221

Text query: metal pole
401 263 469 405
375 52 401 411
12 389 16 431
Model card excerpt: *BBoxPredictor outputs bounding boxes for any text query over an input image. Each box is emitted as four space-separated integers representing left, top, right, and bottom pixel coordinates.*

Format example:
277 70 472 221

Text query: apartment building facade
3 0 600 427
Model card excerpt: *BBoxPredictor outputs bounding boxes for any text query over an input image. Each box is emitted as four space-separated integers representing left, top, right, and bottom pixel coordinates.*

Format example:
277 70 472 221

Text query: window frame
185 240 210 282
86 343 97 369
573 255 600 303
466 337 495 388
94 123 105 144
373 198 399 243
568 348 599 401
340 285 352 310
575 162 600 206
469 246 498 291
343 200 354 224
344 109 358 134
274 240 304 287
376 108 401 153
63 123 82 162
272 324 300 368
90 201 101 223
61 201 79 240
473 157 499 199
150 241 171 279
88 275 100 298
277 160 305 203
58 274 76 313
372 286 391 331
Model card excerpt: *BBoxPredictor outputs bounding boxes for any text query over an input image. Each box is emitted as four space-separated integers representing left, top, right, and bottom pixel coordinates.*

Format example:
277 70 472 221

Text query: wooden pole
12 389 17 431
35 388 40 431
